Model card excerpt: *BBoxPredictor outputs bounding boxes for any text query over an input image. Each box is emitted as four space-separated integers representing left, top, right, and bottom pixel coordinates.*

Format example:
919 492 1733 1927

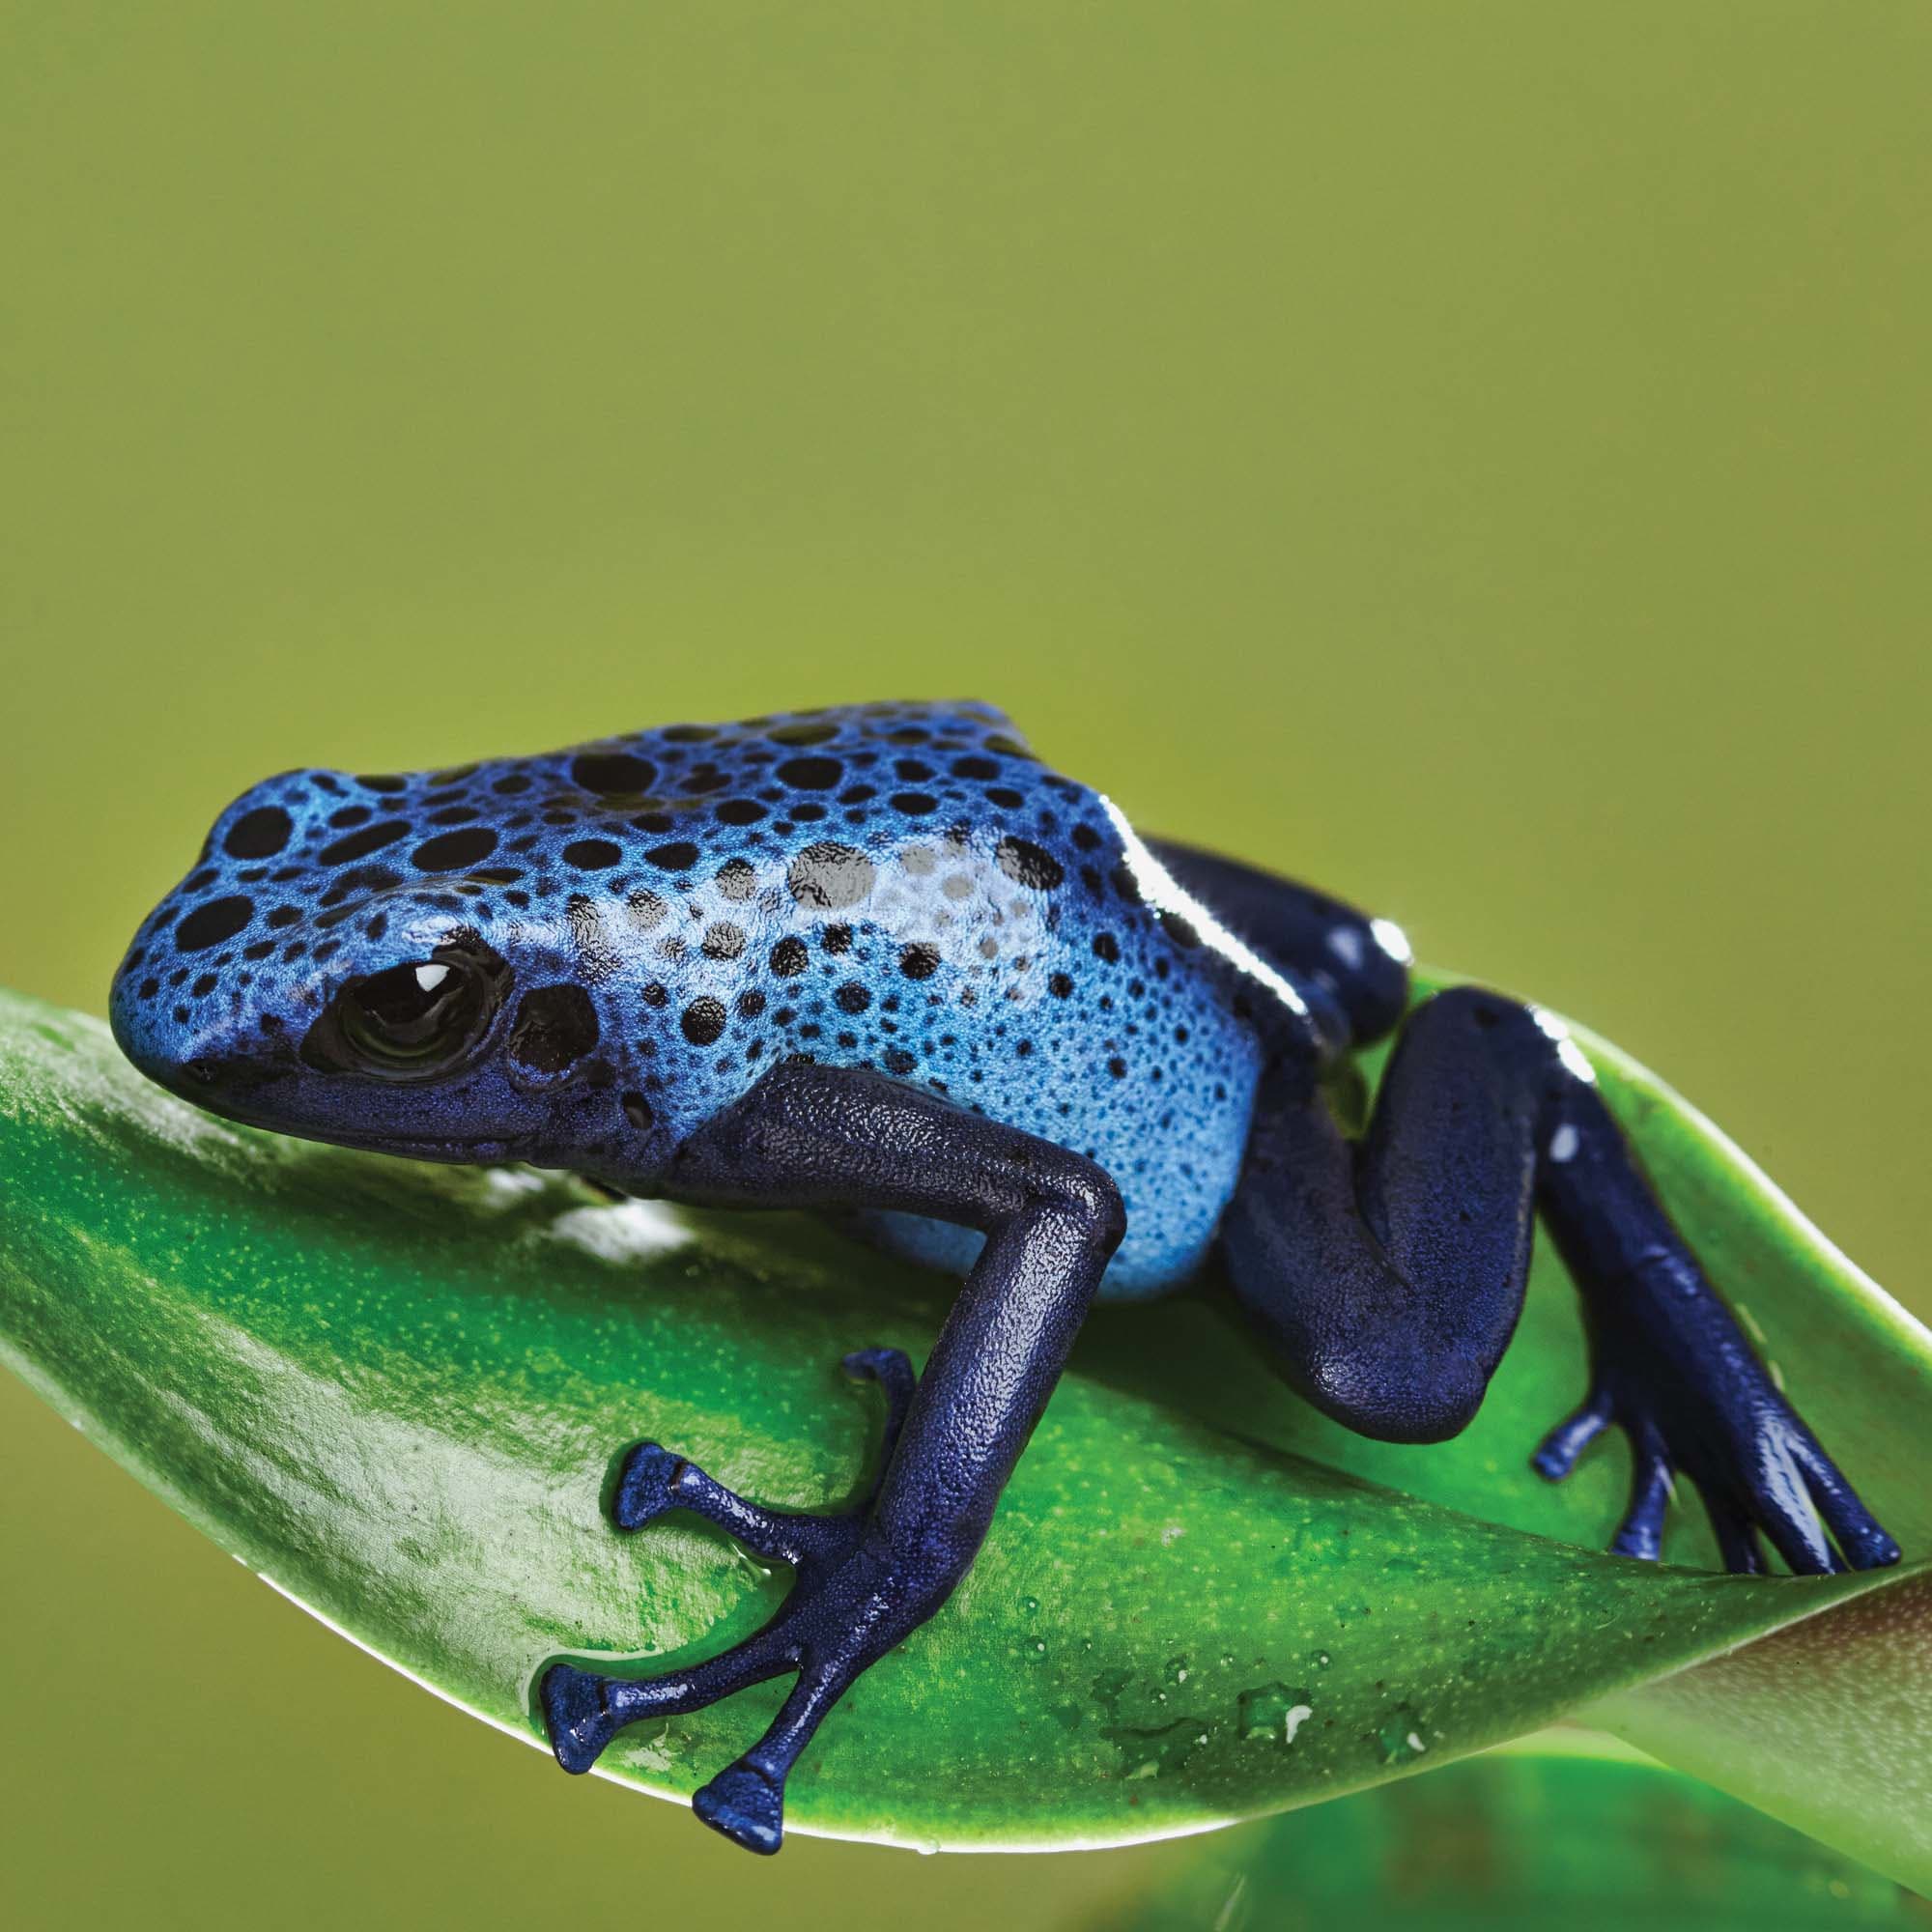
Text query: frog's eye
304 947 505 1082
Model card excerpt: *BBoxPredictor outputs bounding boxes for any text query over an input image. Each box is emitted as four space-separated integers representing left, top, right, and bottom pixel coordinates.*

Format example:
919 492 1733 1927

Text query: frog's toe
1697 1494 1767 1575
842 1346 915 1434
611 1435 862 1565
1716 1416 1898 1577
1607 1430 1674 1562
610 1348 913 1557
542 1662 623 1775
1790 1435 1901 1572
694 1759 786 1855
540 1621 795 1779
841 1346 916 1499
1530 1386 1611 1482
611 1441 694 1531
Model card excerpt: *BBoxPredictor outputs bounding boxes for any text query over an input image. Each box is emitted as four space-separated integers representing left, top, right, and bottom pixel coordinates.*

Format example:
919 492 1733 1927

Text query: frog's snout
109 951 280 1114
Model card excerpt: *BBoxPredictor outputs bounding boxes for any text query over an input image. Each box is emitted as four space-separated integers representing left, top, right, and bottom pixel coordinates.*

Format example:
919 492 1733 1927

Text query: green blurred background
2 4 1927 1925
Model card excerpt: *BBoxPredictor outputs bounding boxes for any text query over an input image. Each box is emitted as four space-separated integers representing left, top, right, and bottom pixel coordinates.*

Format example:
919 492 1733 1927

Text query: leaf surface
1084 1749 1924 1927
0 984 1925 1864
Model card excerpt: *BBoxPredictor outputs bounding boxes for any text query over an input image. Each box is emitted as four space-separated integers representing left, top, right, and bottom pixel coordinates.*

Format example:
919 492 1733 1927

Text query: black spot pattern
996 837 1064 891
320 821 410 866
777 755 842 790
225 807 292 859
682 996 726 1046
573 751 658 795
414 828 498 871
175 896 254 952
112 700 1273 1297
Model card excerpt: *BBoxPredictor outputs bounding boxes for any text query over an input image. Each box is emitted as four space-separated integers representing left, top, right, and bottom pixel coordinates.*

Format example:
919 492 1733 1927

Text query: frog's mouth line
162 1074 524 1166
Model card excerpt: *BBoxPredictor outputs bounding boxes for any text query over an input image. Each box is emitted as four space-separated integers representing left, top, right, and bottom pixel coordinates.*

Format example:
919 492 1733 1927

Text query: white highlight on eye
1097 797 1309 1019
414 963 450 993
1530 1004 1598 1085
1370 916 1413 965
1548 1123 1580 1164
1327 926 1365 970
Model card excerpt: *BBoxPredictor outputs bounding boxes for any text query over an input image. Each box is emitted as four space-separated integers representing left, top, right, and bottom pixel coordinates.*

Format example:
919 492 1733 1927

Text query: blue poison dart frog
111 700 1899 1854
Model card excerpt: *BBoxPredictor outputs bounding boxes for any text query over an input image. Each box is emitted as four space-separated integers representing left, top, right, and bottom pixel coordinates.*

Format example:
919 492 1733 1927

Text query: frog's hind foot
1524 1084 1900 1577
1532 1324 1901 1577
542 1345 920 1852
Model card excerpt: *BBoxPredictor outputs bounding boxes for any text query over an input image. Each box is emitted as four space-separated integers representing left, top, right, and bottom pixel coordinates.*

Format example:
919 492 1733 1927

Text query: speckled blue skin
112 700 1262 1292
111 699 1899 1855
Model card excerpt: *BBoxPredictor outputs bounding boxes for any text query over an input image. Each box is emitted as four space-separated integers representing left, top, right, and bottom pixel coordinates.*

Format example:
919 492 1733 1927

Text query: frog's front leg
607 1344 915 1553
541 1061 1123 1854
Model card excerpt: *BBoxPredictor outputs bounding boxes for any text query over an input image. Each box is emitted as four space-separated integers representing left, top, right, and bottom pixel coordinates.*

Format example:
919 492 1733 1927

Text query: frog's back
530 700 1264 1294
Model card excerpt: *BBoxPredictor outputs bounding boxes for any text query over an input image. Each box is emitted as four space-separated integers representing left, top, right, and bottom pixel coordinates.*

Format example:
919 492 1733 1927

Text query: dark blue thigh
1217 982 1897 1577
1222 987 1542 1442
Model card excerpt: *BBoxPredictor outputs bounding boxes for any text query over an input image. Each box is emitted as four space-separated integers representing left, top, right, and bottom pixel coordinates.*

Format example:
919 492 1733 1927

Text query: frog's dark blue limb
542 1059 1124 1853
1532 1075 1898 1575
1147 838 1411 1051
1140 843 1894 1571
1218 983 1900 1575
1221 989 1541 1443
607 1348 913 1554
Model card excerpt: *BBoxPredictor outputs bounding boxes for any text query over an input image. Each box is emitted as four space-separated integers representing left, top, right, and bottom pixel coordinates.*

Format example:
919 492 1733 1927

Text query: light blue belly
859 1053 1260 1300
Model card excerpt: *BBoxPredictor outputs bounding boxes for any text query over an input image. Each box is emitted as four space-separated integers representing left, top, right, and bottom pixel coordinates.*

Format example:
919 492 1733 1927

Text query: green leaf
0 982 1926 1868
1080 1749 1925 1929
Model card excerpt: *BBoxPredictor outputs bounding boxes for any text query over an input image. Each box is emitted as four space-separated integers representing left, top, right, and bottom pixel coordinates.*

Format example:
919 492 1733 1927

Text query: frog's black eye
303 944 506 1082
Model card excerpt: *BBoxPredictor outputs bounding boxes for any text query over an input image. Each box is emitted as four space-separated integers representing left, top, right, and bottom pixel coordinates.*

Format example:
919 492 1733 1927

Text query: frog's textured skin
111 699 1899 1855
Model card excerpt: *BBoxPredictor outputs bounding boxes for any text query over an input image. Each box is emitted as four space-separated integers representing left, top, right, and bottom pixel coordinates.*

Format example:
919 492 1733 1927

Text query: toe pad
541 1663 613 1775
694 1760 785 1855
612 1442 683 1530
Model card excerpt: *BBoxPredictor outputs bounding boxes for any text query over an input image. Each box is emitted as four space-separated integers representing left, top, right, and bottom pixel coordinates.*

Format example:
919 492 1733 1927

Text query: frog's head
110 760 650 1174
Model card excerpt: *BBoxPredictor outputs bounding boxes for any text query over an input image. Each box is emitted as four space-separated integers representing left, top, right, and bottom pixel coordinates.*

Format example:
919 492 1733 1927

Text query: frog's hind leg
1146 838 1412 1050
541 1061 1123 1853
1219 982 1899 1575
1222 988 1544 1444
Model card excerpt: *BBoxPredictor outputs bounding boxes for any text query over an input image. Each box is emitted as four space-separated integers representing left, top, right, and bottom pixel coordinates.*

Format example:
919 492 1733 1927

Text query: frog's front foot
542 1346 921 1853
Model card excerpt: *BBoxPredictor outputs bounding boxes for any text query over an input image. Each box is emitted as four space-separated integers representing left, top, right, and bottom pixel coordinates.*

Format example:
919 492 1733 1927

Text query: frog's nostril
183 1057 222 1087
